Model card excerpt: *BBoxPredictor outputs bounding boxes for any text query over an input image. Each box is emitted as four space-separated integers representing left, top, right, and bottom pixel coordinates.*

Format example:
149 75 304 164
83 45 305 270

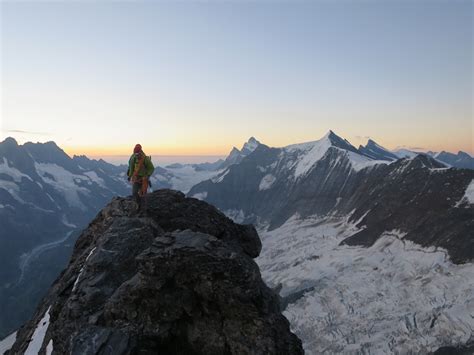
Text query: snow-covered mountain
432 151 474 170
393 148 474 170
0 137 135 338
189 130 474 353
161 137 261 193
392 148 421 159
220 137 261 169
189 130 390 227
358 139 399 161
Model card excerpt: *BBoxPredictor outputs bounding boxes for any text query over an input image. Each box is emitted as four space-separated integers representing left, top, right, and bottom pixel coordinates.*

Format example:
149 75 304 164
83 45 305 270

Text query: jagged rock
9 190 303 354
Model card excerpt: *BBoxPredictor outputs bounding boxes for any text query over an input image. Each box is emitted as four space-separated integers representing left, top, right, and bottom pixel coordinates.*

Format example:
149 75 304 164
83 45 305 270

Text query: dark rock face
9 190 302 355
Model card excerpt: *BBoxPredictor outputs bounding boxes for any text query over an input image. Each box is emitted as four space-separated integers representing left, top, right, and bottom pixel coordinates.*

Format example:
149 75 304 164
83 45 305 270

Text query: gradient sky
1 0 472 157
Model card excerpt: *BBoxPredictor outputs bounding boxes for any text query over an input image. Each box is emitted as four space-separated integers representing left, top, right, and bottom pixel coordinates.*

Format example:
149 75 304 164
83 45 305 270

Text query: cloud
395 145 427 151
354 135 371 140
4 129 50 136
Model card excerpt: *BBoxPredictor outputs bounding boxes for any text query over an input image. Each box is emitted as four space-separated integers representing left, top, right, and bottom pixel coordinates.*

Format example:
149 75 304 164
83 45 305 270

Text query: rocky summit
9 190 303 354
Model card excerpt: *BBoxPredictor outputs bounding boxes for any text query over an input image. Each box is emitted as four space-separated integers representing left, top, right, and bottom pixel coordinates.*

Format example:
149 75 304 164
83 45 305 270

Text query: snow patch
25 306 51 354
72 247 97 292
259 174 276 191
242 137 259 153
212 169 230 184
346 151 388 171
0 331 17 355
192 192 208 200
0 180 26 204
83 171 106 188
46 339 53 355
285 135 332 179
456 179 474 206
224 209 246 224
0 157 33 182
35 163 91 210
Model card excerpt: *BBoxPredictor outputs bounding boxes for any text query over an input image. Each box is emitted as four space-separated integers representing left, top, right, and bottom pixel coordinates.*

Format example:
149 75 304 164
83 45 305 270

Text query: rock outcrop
9 190 303 354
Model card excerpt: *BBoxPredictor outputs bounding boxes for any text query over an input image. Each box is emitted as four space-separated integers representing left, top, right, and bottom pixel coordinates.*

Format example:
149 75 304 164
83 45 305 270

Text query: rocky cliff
8 190 303 354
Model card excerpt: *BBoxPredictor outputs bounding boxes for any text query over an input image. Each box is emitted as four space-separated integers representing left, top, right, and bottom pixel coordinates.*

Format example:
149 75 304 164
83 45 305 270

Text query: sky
0 0 472 158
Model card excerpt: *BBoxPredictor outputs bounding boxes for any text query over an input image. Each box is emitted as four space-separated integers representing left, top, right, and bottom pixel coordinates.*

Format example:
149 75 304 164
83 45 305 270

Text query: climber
127 144 154 209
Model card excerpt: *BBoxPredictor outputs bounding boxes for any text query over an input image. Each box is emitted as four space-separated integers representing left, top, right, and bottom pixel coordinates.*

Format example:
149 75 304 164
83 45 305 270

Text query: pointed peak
324 131 360 154
365 139 387 150
324 130 349 144
411 153 448 168
323 130 336 139
241 137 260 154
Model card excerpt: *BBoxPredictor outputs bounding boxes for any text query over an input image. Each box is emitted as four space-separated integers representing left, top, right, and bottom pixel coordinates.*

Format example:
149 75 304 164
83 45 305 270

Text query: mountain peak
322 129 335 140
229 146 240 155
23 140 71 163
241 137 261 154
359 139 399 161
458 151 472 158
9 190 303 354
324 130 359 154
1 136 19 147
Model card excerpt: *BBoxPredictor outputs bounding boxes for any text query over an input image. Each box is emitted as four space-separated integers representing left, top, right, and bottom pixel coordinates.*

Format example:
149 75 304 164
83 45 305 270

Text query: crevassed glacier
257 215 474 354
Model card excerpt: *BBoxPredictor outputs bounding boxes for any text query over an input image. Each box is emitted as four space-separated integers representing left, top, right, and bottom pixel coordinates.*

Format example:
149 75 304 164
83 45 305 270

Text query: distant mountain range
0 136 260 338
1 132 473 353
0 137 133 338
357 138 474 169
430 150 474 170
190 131 473 262
189 130 474 353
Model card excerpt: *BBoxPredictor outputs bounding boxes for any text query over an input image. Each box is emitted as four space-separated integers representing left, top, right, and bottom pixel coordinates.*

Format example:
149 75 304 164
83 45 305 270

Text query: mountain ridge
189 132 474 263
8 190 303 355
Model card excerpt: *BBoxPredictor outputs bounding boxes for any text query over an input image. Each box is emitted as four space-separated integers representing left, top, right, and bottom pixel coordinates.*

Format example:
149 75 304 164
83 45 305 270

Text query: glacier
256 215 474 354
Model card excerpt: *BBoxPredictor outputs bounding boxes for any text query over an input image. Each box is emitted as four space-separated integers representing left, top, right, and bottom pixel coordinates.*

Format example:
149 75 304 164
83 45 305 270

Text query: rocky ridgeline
9 190 303 354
